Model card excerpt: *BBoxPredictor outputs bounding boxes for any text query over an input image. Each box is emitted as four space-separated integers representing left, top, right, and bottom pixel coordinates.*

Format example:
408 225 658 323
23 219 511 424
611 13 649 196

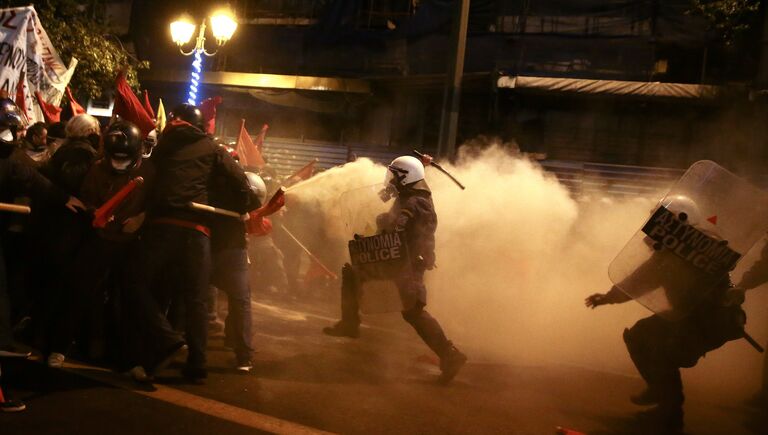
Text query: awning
497 75 732 99
141 70 371 94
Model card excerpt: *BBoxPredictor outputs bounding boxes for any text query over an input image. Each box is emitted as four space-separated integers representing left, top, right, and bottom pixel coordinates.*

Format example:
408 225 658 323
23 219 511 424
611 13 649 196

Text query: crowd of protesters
0 98 299 411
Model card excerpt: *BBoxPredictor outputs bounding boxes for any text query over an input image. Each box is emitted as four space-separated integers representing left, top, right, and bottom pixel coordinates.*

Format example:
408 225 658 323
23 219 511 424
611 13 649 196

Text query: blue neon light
186 50 203 105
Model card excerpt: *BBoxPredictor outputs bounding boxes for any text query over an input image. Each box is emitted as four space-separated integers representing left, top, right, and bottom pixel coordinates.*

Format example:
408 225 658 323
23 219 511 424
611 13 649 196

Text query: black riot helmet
103 120 143 173
169 103 204 132
0 98 24 145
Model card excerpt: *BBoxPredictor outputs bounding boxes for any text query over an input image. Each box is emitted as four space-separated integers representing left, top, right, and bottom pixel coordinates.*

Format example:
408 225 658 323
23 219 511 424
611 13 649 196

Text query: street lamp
170 7 238 106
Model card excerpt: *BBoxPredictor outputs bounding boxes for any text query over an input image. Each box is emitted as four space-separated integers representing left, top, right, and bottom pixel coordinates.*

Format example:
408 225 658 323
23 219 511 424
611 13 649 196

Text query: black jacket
150 122 252 224
0 142 69 210
385 184 437 269
41 137 98 196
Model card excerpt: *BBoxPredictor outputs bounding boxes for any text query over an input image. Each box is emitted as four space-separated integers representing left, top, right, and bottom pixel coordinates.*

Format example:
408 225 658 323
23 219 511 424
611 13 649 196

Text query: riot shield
608 160 768 319
338 183 394 238
348 231 412 314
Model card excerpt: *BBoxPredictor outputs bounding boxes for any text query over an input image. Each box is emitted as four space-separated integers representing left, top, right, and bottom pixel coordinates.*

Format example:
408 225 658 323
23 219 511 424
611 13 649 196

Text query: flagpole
278 224 338 280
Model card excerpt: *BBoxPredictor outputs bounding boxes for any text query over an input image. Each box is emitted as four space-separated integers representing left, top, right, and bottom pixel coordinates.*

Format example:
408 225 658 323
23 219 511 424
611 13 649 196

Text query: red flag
199 96 222 135
251 188 285 219
92 177 144 228
245 215 273 236
15 77 29 124
246 189 285 235
113 71 155 138
254 123 269 151
286 159 318 186
65 87 86 116
235 119 266 169
34 91 61 123
303 258 336 286
142 90 155 120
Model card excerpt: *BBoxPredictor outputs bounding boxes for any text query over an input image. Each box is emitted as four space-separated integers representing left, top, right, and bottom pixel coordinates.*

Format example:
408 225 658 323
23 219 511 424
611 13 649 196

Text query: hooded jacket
149 121 252 224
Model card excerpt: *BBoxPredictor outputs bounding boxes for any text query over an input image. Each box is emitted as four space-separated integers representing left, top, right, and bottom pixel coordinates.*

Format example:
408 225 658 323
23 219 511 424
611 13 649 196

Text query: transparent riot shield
348 231 412 314
339 183 394 237
608 160 768 319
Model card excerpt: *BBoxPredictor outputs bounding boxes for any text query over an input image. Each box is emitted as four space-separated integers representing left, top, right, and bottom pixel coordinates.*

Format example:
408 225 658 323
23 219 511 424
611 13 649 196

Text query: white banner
0 6 77 123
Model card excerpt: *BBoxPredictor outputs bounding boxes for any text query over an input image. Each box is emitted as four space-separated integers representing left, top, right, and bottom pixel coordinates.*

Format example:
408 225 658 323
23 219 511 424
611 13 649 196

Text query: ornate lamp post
170 8 237 106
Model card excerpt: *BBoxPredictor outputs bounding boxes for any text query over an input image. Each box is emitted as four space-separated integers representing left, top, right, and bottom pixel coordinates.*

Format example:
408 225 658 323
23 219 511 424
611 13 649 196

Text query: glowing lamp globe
170 17 196 46
210 10 237 45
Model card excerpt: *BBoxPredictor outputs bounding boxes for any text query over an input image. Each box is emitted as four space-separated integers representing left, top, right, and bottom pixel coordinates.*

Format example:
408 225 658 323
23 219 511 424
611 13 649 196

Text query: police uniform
327 175 466 382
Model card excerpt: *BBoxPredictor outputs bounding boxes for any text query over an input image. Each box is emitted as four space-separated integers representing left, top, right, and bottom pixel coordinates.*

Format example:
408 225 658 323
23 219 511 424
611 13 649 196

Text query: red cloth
15 77 28 123
246 215 272 236
199 96 222 135
113 71 155 138
303 258 336 285
286 159 317 186
66 87 86 116
142 90 155 120
251 189 285 219
235 119 266 169
34 91 62 123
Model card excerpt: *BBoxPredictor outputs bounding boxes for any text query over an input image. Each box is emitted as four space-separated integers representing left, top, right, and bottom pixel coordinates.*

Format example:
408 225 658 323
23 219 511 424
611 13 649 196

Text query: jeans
211 248 253 362
142 225 211 370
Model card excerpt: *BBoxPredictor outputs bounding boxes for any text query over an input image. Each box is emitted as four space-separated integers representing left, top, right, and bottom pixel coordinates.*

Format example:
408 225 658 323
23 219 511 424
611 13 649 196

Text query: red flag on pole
303 258 337 285
142 90 155 120
92 177 144 228
251 188 285 219
15 77 29 124
235 119 266 169
246 189 285 235
285 159 318 186
113 71 155 138
65 87 86 116
34 91 61 123
254 123 269 151
199 96 222 135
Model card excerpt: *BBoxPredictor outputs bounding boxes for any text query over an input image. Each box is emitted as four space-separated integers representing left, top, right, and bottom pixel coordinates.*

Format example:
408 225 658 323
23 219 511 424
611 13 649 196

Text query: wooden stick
278 224 338 280
0 202 31 214
189 202 242 219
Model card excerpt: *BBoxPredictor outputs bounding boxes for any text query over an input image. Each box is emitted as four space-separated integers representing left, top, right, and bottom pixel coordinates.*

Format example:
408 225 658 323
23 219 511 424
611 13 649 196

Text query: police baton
0 202 31 214
412 150 465 190
743 331 765 353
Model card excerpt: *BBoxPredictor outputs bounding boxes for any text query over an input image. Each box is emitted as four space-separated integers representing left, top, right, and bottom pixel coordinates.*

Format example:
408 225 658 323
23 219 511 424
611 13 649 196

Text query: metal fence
249 136 687 199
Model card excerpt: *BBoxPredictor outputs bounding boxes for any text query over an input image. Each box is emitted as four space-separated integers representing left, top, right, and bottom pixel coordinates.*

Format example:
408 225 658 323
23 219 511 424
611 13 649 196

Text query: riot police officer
324 155 467 383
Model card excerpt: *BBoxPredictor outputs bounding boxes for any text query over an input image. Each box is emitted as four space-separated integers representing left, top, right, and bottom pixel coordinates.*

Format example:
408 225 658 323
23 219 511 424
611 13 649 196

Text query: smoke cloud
285 143 768 398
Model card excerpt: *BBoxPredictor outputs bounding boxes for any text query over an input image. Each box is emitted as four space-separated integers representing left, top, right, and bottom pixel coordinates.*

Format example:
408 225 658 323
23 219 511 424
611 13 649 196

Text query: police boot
322 321 360 339
439 344 467 384
636 405 684 434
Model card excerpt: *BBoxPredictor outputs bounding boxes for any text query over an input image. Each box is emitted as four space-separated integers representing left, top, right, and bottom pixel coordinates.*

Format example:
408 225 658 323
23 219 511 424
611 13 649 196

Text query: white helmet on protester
385 156 425 187
660 194 702 226
246 172 267 207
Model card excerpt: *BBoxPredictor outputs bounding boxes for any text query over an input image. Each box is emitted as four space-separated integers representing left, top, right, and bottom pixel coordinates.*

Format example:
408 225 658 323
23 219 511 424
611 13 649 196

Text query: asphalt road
1 293 765 435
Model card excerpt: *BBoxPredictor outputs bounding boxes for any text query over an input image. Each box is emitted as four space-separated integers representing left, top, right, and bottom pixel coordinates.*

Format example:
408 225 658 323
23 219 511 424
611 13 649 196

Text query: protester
208 162 263 372
0 98 85 410
36 113 100 368
46 121 66 155
139 104 255 383
18 122 50 165
72 120 152 373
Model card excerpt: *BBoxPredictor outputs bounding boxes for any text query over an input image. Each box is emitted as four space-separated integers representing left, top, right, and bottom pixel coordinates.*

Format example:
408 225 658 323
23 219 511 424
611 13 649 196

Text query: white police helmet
385 156 425 187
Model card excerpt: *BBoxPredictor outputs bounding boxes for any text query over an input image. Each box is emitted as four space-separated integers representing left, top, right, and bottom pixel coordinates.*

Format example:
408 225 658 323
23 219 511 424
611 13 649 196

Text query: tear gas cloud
286 143 768 398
